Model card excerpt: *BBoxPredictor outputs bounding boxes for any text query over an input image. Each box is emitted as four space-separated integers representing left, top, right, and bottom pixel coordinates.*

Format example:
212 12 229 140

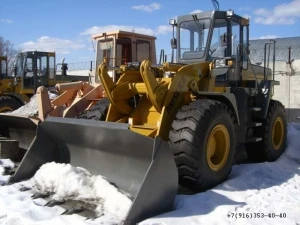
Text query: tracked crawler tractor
1 10 287 224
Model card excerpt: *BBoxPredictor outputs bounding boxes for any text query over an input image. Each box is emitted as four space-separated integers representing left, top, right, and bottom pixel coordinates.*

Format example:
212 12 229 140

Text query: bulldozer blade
8 116 178 225
0 114 39 150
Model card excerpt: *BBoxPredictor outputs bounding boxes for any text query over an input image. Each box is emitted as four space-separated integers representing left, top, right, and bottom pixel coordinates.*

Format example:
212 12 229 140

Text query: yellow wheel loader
0 51 90 113
0 10 287 225
0 56 23 112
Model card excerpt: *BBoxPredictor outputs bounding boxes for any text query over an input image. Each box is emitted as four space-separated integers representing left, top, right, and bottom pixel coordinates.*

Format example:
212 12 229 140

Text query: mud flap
8 116 178 224
0 114 39 150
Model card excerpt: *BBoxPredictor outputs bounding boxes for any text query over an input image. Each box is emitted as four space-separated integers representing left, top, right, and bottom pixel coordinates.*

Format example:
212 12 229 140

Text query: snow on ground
6 92 58 116
140 123 300 225
0 123 300 225
0 162 132 225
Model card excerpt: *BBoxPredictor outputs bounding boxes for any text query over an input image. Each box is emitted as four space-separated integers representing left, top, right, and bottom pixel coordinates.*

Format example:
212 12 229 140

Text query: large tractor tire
76 98 109 121
246 100 287 162
169 99 237 192
0 96 22 113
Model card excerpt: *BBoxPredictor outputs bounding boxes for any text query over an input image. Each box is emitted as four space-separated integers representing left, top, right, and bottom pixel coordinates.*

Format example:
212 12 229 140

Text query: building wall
268 59 300 122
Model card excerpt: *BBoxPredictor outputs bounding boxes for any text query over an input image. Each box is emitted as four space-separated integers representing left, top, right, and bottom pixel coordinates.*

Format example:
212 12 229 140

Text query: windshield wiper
192 15 205 48
192 15 204 37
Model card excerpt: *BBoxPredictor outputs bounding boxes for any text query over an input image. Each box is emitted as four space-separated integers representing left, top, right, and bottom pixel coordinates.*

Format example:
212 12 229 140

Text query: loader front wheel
246 100 287 162
76 98 109 121
169 99 236 192
0 96 22 112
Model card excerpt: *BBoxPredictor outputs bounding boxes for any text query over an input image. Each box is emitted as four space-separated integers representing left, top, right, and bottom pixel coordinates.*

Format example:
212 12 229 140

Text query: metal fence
64 53 175 72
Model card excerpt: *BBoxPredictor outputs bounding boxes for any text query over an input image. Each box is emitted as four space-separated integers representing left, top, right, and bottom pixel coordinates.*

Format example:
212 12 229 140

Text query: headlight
164 71 174 78
169 19 177 25
227 10 234 17
215 59 226 68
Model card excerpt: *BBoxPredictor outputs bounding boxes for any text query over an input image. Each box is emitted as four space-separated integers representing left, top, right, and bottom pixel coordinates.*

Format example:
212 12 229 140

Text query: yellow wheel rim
206 124 230 171
272 117 284 150
0 106 13 112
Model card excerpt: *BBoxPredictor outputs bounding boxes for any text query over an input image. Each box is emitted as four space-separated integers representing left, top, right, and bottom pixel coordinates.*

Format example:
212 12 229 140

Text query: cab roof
91 30 157 40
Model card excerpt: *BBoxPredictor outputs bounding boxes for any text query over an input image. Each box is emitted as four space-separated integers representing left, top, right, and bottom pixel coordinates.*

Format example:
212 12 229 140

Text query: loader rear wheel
169 99 236 192
0 96 22 112
246 100 287 162
76 98 109 121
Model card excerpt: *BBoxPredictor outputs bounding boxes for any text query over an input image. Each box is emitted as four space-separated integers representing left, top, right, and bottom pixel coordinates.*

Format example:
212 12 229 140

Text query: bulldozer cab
0 56 8 79
14 51 56 90
92 30 157 82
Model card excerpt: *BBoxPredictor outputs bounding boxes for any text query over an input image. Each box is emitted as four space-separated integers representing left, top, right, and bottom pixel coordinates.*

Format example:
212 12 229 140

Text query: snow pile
0 161 132 225
32 162 132 223
0 159 14 185
48 92 58 100
140 122 300 225
8 94 39 116
7 92 58 116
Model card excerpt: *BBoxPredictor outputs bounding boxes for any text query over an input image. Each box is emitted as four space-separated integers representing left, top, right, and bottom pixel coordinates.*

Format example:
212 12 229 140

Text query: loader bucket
0 114 39 150
9 116 178 225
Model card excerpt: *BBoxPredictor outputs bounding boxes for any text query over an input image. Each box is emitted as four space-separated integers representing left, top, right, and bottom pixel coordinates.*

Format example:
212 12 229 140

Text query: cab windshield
15 55 25 77
96 37 133 67
179 18 211 60
97 38 114 67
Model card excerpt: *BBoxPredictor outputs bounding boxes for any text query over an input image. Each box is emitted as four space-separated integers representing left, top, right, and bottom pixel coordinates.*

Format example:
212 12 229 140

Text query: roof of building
249 36 300 63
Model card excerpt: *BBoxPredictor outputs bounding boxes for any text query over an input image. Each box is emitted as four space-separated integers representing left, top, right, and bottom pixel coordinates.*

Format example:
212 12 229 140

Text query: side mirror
170 38 177 49
234 44 248 71
238 45 249 70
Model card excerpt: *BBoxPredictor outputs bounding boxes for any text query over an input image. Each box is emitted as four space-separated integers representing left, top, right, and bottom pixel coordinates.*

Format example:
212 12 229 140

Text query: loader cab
15 51 56 90
170 10 250 83
0 56 8 79
92 30 157 83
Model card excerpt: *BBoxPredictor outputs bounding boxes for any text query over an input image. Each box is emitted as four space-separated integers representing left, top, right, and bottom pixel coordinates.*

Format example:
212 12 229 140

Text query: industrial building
249 37 300 122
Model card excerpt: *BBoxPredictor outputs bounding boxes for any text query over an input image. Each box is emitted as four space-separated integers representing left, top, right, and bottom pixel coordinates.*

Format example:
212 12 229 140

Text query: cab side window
49 56 55 79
